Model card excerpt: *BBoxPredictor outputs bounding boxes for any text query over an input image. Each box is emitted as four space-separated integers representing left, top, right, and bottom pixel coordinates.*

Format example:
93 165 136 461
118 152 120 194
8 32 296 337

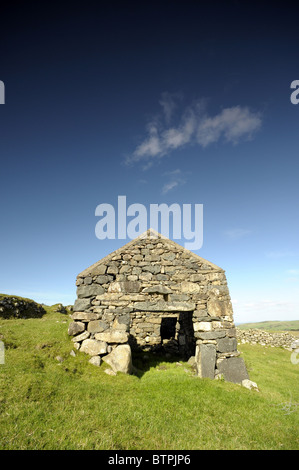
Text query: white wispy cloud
197 106 262 147
126 94 262 167
162 180 179 194
159 91 182 124
133 127 162 161
161 169 186 194
232 298 299 323
223 228 252 240
265 251 297 259
284 269 299 283
285 277 299 283
286 269 299 275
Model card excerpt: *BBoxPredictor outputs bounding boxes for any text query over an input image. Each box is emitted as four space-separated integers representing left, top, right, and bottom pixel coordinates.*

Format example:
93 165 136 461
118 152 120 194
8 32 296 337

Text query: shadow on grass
131 350 194 379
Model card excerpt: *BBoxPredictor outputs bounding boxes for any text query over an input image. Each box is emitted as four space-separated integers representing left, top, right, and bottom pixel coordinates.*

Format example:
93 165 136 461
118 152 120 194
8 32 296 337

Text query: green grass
0 307 298 450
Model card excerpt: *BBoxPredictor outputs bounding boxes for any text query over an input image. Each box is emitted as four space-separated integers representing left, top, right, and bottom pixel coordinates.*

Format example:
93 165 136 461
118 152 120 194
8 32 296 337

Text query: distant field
237 320 299 333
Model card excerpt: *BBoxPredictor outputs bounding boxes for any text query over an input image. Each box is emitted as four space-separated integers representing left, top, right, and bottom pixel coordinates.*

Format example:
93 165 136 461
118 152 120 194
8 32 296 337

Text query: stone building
69 229 249 383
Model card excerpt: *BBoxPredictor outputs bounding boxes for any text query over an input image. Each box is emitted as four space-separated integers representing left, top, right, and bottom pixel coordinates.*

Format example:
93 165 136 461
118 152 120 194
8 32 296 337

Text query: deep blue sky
0 1 298 322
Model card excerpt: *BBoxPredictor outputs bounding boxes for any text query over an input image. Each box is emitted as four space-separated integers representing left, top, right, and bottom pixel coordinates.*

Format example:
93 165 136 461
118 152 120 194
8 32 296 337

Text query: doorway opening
159 313 195 358
160 317 177 340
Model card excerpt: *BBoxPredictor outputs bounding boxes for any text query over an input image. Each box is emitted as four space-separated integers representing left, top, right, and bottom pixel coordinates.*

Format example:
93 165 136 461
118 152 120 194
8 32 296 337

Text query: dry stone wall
237 328 298 350
0 295 45 319
69 230 249 382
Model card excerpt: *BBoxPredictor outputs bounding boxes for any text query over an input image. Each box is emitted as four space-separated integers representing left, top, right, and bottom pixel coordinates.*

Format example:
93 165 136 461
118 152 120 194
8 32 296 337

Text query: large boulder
68 321 85 336
195 343 216 379
102 344 132 374
108 281 141 293
95 330 129 344
217 357 249 384
76 285 105 298
73 298 91 312
80 338 107 356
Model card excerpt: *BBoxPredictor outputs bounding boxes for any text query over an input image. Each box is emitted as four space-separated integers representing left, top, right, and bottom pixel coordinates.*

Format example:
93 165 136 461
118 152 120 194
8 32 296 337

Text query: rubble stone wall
237 328 298 350
0 295 45 319
68 230 249 382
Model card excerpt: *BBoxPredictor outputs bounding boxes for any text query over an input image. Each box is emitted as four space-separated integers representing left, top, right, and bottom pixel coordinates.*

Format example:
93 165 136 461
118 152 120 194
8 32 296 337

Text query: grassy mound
0 294 46 319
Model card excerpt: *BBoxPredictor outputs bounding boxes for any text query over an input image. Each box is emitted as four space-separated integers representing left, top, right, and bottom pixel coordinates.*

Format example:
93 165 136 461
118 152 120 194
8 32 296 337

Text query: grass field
238 320 299 334
0 306 298 450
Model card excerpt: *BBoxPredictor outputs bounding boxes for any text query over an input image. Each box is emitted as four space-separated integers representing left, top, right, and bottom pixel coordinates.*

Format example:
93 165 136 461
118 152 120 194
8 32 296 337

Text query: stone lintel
133 300 196 312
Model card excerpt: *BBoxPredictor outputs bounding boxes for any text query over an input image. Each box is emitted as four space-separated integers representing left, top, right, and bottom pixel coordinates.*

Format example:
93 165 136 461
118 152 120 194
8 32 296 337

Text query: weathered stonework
237 328 298 350
69 229 249 382
0 295 46 319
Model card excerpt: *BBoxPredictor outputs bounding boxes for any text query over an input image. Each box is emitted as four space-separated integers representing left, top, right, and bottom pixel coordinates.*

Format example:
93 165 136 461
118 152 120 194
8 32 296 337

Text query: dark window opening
160 317 177 340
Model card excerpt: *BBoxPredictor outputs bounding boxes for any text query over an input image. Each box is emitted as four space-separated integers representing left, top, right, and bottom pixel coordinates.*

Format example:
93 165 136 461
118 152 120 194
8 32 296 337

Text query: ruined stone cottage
69 229 249 383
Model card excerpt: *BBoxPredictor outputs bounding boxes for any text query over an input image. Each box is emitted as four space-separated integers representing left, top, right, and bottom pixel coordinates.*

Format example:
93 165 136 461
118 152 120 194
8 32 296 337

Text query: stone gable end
69 229 249 383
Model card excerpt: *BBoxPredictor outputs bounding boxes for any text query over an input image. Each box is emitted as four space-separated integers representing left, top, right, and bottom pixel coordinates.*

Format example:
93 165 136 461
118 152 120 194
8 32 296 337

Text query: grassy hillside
0 304 298 450
238 320 299 333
